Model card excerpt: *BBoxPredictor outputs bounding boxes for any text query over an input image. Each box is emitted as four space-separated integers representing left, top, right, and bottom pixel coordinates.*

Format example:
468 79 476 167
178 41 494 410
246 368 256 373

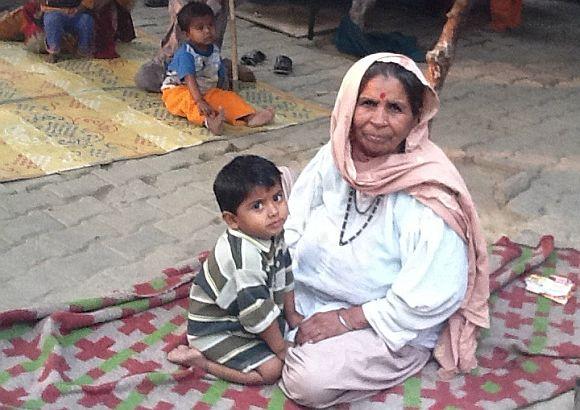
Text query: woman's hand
295 310 347 345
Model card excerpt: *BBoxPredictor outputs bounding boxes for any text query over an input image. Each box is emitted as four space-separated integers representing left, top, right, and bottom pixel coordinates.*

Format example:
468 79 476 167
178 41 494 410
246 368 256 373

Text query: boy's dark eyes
273 192 284 202
251 201 263 210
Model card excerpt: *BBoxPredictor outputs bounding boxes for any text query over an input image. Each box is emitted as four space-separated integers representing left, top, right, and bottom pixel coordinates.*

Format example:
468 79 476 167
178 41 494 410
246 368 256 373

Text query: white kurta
285 144 468 351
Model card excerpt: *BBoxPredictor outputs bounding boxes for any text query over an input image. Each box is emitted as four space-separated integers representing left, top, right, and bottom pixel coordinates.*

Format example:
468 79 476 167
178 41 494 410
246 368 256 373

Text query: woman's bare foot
167 345 207 368
246 108 275 127
205 108 225 135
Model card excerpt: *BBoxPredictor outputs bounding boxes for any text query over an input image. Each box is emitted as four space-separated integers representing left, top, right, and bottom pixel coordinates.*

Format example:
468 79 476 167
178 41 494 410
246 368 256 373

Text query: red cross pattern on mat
2 336 41 360
118 312 157 335
75 336 116 360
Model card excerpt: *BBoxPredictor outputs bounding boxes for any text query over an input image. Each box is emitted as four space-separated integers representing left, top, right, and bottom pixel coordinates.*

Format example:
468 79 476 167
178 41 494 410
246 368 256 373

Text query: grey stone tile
103 225 177 260
0 211 65 244
46 197 111 226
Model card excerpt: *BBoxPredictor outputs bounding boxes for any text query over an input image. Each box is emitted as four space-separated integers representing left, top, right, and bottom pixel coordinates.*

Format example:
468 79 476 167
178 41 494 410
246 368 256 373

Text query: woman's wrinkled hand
295 310 347 345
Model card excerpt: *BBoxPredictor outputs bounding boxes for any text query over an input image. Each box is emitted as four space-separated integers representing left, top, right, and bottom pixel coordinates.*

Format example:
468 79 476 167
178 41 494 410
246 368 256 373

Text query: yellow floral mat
0 38 329 182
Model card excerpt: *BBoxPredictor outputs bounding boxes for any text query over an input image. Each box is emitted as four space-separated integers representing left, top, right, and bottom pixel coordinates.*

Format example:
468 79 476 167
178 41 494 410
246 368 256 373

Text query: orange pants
490 0 522 31
162 86 255 126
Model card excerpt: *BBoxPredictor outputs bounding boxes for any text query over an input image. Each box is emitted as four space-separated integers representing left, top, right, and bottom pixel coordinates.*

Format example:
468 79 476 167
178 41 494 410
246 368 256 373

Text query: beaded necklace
338 188 383 246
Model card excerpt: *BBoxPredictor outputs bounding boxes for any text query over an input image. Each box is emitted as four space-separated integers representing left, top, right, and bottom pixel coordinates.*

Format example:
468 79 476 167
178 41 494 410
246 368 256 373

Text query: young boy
41 0 94 63
168 155 303 385
161 2 274 136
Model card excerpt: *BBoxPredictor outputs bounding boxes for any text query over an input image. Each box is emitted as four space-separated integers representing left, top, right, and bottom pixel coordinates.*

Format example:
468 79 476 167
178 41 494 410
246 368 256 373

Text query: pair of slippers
240 50 292 75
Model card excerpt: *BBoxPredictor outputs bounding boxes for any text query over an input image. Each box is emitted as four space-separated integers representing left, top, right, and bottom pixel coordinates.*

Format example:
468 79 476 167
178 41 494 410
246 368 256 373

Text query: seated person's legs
280 329 430 408
161 86 225 134
203 88 274 128
168 345 283 385
72 12 94 56
43 11 67 60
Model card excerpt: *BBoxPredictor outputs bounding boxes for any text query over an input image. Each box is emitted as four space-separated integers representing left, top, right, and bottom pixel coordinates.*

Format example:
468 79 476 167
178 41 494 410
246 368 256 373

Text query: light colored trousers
279 329 430 408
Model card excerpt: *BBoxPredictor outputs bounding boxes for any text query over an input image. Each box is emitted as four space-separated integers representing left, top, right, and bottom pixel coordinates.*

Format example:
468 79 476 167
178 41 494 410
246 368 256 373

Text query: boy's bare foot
246 108 275 127
167 345 207 368
205 108 225 135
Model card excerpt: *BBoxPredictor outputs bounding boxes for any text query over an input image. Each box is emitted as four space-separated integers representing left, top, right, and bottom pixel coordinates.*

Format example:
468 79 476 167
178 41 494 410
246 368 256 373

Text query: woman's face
350 74 418 159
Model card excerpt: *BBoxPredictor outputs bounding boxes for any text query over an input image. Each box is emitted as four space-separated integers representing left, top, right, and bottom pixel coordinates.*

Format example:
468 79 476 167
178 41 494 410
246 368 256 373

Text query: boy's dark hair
177 2 215 32
213 155 282 214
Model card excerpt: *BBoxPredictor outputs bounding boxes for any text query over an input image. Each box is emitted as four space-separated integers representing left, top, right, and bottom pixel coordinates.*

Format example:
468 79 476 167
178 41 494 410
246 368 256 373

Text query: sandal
273 55 292 75
240 50 266 66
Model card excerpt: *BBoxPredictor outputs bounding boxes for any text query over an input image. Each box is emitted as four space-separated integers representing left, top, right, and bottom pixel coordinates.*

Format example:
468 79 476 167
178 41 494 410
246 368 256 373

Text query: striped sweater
188 228 294 343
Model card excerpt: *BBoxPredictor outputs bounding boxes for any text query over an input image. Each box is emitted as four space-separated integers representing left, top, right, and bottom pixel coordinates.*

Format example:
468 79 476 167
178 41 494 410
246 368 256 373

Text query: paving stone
70 265 157 302
0 281 32 311
43 173 112 199
7 173 65 194
0 190 64 216
197 196 220 215
16 244 129 305
0 237 9 253
103 225 177 260
0 211 65 244
0 205 13 220
151 167 198 194
0 183 17 194
493 170 541 206
94 200 168 234
93 160 157 185
146 183 208 216
196 140 236 162
155 204 220 240
102 179 159 205
38 243 128 275
42 220 120 255
77 244 193 298
135 155 188 174
177 223 226 259
46 197 111 226
233 145 288 163
0 237 69 280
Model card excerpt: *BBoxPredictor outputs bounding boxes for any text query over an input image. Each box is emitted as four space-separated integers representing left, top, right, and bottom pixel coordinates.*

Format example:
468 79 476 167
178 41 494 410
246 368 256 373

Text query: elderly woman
280 53 489 408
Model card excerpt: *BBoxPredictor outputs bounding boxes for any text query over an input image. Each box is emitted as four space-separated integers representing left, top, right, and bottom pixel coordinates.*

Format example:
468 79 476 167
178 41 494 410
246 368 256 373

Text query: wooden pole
426 0 469 92
228 0 239 90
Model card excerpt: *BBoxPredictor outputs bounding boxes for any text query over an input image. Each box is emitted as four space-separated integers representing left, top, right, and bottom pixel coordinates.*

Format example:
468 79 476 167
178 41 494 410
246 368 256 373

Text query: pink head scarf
331 53 490 378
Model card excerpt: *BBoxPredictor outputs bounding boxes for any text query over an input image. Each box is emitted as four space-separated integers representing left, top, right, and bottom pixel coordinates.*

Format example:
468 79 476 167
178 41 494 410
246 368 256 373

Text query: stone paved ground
0 1 578 406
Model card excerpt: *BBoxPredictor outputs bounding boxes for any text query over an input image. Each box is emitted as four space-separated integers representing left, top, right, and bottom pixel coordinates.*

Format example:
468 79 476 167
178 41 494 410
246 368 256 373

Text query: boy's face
186 15 216 48
223 183 289 240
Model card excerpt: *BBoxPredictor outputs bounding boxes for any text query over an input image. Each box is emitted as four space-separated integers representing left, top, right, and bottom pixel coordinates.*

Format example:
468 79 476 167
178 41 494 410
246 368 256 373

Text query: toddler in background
161 2 274 135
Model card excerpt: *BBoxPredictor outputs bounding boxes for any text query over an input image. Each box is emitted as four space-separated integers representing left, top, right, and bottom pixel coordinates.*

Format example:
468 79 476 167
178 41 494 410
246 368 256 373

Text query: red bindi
379 92 386 99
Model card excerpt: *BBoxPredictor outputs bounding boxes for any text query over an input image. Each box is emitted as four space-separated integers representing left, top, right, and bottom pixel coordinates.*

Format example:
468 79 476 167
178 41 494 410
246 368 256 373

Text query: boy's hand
286 311 304 329
196 99 215 117
274 341 293 362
